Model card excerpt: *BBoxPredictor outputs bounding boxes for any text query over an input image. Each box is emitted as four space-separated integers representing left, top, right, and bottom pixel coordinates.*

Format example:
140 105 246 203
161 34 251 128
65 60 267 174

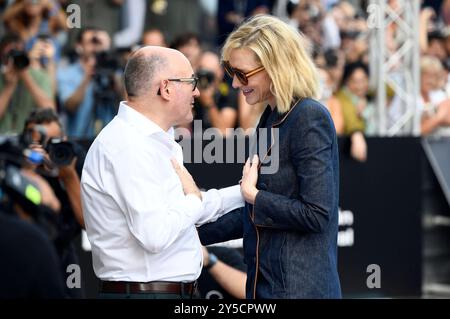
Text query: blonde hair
222 14 319 113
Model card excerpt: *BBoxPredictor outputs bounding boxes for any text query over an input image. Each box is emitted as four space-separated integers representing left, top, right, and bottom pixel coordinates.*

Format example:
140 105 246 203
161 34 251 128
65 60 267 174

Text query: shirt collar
117 101 175 139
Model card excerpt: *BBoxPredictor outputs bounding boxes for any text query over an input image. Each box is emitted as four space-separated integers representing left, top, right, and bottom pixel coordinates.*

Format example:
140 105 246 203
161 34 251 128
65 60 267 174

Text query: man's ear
158 80 170 100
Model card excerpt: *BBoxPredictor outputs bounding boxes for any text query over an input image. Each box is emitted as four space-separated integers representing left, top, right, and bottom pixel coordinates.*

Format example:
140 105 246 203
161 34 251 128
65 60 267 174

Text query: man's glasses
157 76 198 95
222 61 265 85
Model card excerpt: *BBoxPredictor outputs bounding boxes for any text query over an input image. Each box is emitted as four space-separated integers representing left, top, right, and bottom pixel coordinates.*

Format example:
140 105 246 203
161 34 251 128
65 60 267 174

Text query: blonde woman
198 15 341 298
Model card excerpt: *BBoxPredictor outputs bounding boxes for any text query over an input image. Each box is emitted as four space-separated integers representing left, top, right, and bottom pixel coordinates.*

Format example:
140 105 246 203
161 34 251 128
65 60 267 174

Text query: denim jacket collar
257 98 303 130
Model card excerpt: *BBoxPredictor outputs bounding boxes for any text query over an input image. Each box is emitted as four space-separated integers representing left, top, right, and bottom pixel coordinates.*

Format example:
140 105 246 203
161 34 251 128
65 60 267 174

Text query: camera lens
46 140 76 166
196 69 215 89
9 49 30 70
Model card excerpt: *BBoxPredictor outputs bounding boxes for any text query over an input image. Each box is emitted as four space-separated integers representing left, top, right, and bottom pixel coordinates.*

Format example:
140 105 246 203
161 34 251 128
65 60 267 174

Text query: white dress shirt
81 102 244 282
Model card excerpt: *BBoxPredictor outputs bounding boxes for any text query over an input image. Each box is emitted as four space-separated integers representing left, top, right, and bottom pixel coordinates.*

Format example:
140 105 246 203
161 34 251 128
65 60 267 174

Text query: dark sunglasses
222 61 265 85
157 76 198 95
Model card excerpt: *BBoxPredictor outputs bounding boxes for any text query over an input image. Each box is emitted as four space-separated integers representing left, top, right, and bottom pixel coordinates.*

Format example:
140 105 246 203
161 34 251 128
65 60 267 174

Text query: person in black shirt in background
0 138 65 298
0 211 65 299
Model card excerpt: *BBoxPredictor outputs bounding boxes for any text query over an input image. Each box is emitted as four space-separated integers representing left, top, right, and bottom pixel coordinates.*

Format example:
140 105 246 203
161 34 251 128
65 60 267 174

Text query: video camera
92 50 121 106
0 135 58 239
94 50 119 88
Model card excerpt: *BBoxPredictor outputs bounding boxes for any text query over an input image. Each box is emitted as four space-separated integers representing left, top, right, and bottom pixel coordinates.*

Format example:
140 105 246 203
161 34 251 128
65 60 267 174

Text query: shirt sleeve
57 67 81 105
196 184 244 226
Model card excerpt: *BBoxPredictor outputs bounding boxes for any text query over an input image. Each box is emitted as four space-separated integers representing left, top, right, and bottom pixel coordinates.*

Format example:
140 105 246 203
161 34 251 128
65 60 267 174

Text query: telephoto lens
46 139 76 166
196 69 215 89
9 49 30 70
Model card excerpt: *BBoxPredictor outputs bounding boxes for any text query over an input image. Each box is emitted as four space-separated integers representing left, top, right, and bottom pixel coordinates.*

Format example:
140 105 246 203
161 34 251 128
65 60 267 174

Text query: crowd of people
0 1 449 139
1 0 450 299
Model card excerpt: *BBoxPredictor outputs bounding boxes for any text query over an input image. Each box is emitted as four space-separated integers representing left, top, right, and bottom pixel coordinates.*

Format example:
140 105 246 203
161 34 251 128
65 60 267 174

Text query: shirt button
265 217 274 226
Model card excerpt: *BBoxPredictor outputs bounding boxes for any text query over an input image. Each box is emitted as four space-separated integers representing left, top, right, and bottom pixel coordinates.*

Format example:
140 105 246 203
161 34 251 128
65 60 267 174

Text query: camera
197 69 215 89
341 30 361 40
324 49 339 68
0 135 59 239
0 135 41 208
37 32 51 41
8 49 30 70
443 57 450 72
95 51 119 75
46 138 76 167
91 50 121 130
21 126 76 167
93 50 119 93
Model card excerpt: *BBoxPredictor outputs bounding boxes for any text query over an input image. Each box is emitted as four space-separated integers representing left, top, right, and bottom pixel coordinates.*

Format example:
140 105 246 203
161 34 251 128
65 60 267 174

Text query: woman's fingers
251 154 259 169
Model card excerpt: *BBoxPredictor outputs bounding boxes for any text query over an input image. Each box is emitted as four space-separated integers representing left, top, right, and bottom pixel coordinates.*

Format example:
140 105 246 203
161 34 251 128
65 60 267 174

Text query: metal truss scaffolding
369 0 421 136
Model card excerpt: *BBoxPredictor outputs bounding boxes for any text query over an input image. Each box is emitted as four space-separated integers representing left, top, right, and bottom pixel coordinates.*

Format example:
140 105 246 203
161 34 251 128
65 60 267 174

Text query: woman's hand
240 154 259 204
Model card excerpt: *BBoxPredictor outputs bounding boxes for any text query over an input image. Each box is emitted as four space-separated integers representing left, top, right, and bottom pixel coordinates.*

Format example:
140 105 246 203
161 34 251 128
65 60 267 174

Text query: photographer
28 33 58 95
22 108 86 297
0 33 56 134
193 51 238 136
57 27 122 139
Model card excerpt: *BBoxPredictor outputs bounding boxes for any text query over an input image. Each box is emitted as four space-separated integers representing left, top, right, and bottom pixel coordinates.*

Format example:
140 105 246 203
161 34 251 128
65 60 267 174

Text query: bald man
81 46 244 299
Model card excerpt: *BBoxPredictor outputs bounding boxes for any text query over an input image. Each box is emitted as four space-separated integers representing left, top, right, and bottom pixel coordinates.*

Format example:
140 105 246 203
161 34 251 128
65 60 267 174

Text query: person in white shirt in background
114 0 147 49
419 55 450 136
388 55 450 136
81 46 244 299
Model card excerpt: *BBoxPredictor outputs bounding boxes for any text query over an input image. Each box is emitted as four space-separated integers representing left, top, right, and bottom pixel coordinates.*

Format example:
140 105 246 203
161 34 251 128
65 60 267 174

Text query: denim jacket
198 98 341 299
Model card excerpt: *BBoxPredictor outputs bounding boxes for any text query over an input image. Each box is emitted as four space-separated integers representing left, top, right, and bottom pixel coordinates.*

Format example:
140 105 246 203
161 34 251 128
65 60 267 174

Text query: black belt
100 280 197 295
